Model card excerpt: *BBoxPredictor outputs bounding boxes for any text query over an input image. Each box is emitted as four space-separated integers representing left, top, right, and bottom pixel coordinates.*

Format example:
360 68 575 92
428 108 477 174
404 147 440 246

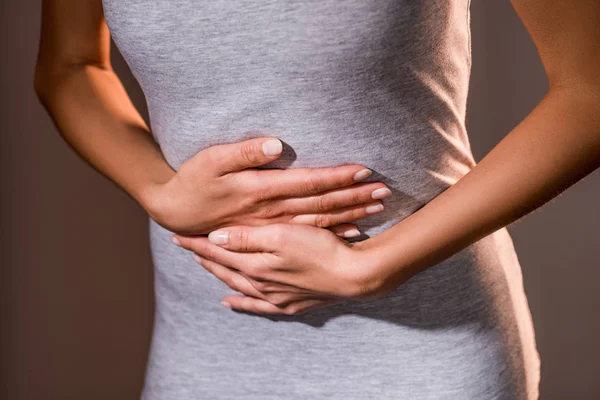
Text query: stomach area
146 89 475 237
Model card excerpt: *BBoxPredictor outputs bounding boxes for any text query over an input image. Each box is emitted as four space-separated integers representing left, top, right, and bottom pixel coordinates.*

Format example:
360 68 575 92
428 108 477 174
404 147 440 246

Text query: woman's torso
103 1 540 398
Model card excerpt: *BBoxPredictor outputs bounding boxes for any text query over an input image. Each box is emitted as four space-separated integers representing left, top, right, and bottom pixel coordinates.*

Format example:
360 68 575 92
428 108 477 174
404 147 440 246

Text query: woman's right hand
143 137 391 236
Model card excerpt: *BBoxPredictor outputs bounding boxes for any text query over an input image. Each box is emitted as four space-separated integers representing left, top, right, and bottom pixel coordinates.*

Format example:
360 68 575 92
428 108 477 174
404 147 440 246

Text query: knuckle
302 175 322 196
314 213 330 228
340 206 361 223
252 191 269 204
240 142 260 165
350 207 364 220
351 190 364 205
249 184 270 203
236 229 250 251
255 204 279 219
313 195 330 212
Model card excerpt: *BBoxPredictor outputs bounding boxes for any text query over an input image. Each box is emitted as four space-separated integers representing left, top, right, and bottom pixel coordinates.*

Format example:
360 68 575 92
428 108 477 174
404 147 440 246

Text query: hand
171 223 401 315
144 136 391 236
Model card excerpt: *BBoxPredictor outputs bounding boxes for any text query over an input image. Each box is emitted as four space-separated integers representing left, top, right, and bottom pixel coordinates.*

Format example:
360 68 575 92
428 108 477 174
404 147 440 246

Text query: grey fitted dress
102 1 541 398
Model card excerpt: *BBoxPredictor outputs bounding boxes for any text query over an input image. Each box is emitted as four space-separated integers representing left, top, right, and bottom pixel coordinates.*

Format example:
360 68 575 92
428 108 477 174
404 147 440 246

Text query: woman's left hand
171 223 397 315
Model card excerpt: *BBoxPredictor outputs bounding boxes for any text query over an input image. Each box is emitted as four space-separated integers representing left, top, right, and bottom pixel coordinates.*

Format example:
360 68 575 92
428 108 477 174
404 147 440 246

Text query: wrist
349 224 435 299
345 238 406 300
134 169 177 221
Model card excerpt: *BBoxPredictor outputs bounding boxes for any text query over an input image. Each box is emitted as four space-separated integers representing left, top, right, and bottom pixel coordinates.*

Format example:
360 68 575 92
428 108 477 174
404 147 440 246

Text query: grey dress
102 1 541 398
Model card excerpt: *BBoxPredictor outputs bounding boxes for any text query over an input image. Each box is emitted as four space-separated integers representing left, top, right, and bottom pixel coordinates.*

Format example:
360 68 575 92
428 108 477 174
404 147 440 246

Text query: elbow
33 60 112 106
548 74 600 102
33 74 46 105
33 64 56 107
548 78 600 114
33 63 75 108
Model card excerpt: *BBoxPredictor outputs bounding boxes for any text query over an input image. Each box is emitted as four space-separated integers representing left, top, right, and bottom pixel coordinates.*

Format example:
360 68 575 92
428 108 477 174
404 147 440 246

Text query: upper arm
510 0 600 91
35 0 111 83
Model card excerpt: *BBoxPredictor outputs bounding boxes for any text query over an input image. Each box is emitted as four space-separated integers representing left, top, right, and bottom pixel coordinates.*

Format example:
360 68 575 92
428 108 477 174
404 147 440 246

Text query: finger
289 200 384 227
196 255 310 296
172 234 272 274
197 136 284 176
193 254 264 298
283 181 392 215
250 165 374 200
205 224 285 253
290 298 344 314
221 295 291 314
278 298 340 315
328 223 362 239
221 295 341 315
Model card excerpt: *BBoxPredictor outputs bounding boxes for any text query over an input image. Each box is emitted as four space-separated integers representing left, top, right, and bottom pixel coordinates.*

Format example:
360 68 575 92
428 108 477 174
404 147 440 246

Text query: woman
34 0 600 398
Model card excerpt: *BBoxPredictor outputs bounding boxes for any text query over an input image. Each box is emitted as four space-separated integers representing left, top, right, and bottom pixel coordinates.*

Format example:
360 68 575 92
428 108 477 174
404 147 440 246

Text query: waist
149 218 521 329
151 122 475 228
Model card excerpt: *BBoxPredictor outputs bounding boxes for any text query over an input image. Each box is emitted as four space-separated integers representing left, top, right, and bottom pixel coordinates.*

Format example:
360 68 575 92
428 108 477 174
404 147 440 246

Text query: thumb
207 224 284 253
202 137 283 175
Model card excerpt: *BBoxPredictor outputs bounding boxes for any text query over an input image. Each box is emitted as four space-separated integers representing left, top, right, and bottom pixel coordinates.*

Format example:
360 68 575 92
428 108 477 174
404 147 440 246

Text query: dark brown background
1 1 598 399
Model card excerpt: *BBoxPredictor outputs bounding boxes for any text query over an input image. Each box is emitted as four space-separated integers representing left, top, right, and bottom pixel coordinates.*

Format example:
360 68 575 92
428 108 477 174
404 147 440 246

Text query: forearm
35 63 175 209
363 85 600 289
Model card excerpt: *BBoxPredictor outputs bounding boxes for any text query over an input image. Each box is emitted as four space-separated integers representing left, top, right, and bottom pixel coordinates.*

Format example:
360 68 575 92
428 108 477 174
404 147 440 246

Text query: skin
34 0 393 238
172 0 600 315
37 1 600 316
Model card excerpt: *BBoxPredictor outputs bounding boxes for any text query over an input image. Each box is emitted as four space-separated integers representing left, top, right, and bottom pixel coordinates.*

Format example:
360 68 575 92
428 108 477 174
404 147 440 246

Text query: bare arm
34 0 394 236
34 0 175 208
360 0 600 291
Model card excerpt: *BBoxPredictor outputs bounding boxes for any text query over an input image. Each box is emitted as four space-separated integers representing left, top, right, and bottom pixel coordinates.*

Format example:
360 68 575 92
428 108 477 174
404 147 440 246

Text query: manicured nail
221 301 232 308
343 229 361 238
353 168 372 181
170 236 181 246
365 203 384 214
262 139 283 156
208 230 229 245
192 254 203 264
371 187 392 199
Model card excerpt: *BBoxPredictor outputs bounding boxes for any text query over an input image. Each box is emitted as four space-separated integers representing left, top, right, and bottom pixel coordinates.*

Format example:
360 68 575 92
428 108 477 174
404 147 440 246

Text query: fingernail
262 139 283 156
353 168 372 181
192 254 203 264
343 229 361 238
365 203 384 214
371 187 392 199
221 301 232 308
171 236 181 247
208 230 229 245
